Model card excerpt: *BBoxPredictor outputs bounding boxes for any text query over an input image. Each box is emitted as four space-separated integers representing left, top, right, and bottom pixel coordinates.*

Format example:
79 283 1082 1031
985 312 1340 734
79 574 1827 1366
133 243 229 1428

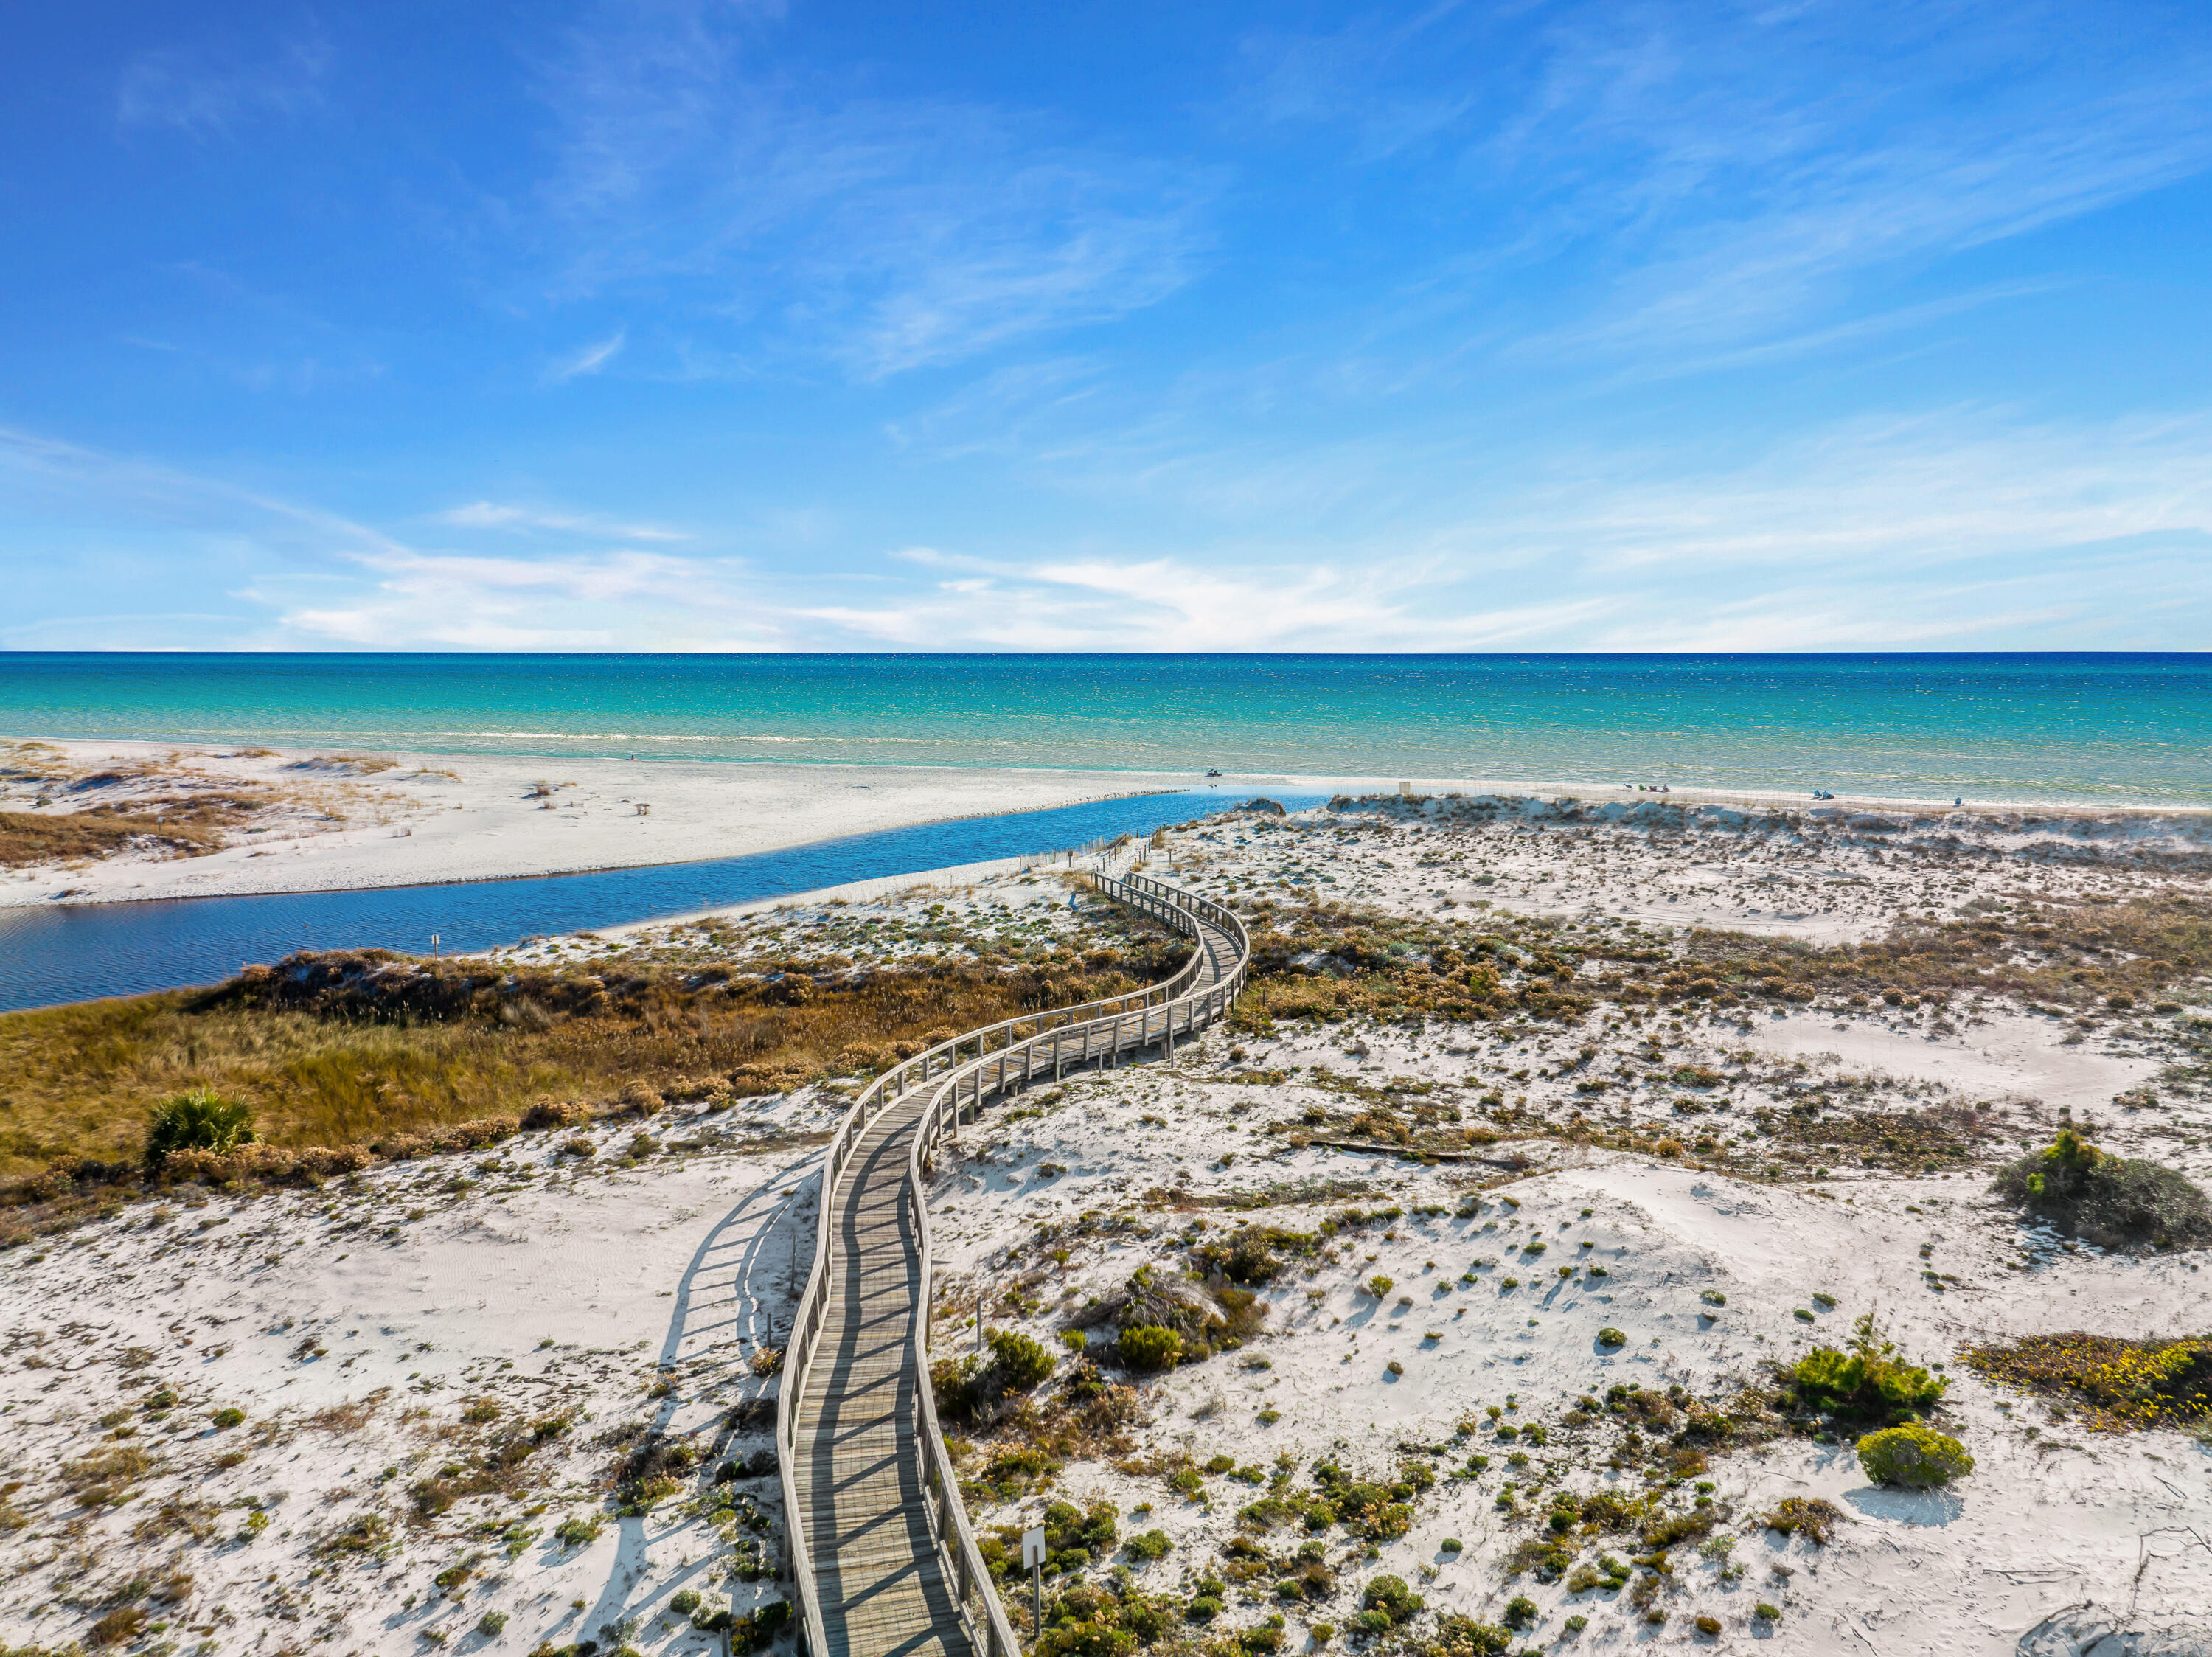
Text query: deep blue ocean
4 652 2207 807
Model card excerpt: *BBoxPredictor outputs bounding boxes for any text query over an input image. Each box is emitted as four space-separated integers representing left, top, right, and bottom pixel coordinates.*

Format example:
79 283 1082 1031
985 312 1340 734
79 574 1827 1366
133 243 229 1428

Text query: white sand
0 739 1194 909
0 1097 835 1656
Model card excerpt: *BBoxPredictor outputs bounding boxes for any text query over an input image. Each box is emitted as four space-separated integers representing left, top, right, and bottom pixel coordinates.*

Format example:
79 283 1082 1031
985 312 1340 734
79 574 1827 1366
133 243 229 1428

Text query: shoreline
4 736 2208 916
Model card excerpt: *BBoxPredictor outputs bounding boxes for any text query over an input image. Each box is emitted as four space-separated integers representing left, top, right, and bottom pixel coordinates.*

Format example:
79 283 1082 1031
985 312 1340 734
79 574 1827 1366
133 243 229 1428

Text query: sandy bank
0 739 1200 909
7 735 2205 914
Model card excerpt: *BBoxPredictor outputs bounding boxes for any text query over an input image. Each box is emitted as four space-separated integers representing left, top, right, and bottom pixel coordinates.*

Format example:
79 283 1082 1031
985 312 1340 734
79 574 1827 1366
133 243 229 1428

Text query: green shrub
1125 1529 1172 1562
1994 1130 2212 1251
1597 1327 1627 1347
1503 1595 1538 1629
1759 1497 1843 1545
1430 1617 1509 1655
1366 1276 1395 1299
669 1591 702 1615
211 1406 246 1429
1856 1425 1972 1489
1360 1576 1423 1626
1119 1326 1184 1372
476 1612 508 1636
1790 1316 1944 1423
554 1514 604 1548
989 1328 1058 1391
1439 1537 1462 1552
1753 1603 1781 1621
935 1330 1061 1423
145 1088 256 1167
1310 1623 1335 1645
1239 1616 1287 1656
1694 1615 1721 1636
724 1600 787 1650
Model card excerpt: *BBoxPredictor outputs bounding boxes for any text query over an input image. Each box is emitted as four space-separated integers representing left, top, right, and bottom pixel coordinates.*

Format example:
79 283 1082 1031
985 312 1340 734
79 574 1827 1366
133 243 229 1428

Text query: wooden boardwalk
784 876 1246 1657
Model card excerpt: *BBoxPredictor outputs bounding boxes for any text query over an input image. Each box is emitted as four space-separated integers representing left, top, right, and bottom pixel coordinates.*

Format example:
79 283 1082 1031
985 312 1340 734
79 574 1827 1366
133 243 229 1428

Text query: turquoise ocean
4 653 2207 808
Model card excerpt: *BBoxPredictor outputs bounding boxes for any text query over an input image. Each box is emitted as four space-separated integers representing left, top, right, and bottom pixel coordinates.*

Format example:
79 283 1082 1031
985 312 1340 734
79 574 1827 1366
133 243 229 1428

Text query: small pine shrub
212 1407 246 1429
1125 1529 1172 1561
476 1612 508 1636
1856 1425 1972 1489
1119 1325 1184 1372
1791 1316 1944 1423
1753 1603 1781 1621
1597 1327 1627 1347
1694 1614 1722 1636
1503 1595 1538 1630
988 1328 1057 1392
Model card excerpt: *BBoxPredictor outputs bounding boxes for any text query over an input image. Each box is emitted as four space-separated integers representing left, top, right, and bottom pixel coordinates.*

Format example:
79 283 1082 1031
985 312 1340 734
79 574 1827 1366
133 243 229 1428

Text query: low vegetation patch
1759 1496 1845 1545
0 926 1186 1195
1960 1333 2212 1433
0 795 262 869
1992 1130 2212 1252
932 1328 1058 1428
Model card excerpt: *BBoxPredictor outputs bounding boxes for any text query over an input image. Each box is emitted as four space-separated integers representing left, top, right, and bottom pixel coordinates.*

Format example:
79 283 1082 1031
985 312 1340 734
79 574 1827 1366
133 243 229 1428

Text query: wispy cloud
1234 0 2212 370
545 327 627 382
526 1 1213 378
271 548 756 649
117 32 333 137
434 500 687 541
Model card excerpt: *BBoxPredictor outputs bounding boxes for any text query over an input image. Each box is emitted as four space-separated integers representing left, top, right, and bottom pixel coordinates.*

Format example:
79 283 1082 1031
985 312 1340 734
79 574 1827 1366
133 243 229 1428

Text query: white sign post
1021 1526 1047 1636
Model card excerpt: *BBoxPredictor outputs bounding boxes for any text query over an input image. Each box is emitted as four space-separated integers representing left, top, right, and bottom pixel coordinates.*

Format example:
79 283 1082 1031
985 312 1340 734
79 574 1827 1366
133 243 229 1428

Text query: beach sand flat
0 739 1187 909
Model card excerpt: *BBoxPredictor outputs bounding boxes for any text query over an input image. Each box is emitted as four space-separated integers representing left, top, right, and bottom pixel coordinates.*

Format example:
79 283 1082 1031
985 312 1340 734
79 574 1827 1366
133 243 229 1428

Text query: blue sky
4 0 2211 651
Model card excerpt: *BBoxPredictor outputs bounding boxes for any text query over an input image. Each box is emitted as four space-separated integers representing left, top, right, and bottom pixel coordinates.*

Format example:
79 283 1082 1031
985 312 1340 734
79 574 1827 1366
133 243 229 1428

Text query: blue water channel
0 788 1321 1012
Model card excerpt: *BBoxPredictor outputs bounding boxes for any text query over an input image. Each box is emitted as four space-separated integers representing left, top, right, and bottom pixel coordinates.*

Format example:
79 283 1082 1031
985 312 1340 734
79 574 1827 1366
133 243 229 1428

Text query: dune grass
0 799 265 869
0 943 1185 1188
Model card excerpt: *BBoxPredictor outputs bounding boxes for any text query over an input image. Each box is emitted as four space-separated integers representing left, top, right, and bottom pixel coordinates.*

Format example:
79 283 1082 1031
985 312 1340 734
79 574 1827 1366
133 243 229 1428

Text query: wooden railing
776 870 1251 1657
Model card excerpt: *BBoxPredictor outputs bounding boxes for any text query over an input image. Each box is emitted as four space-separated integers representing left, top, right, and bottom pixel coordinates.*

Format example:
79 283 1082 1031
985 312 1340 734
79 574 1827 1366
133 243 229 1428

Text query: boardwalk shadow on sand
576 1153 824 1651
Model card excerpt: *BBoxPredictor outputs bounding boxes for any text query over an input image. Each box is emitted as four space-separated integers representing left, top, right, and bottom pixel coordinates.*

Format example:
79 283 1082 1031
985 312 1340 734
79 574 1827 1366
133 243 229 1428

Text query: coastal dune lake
0 788 1315 1012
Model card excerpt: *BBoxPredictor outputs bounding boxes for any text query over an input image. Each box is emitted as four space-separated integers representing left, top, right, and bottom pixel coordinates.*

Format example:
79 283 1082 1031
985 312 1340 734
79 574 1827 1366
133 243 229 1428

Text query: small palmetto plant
144 1087 257 1166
